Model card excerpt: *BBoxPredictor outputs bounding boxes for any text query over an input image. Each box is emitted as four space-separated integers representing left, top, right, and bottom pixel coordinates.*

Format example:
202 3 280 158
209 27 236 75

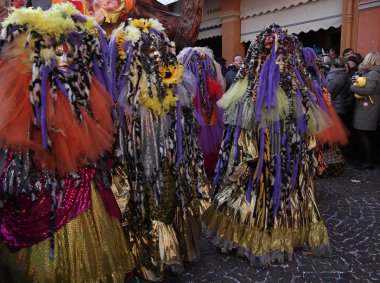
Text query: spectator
329 45 340 61
326 56 353 130
354 52 363 64
343 48 354 58
346 55 359 77
350 51 380 169
224 54 243 90
320 54 331 76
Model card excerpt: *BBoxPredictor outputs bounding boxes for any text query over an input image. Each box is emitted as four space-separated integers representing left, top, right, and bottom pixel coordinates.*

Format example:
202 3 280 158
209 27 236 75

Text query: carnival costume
109 19 210 281
0 5 134 281
301 48 348 177
177 47 225 176
203 24 334 267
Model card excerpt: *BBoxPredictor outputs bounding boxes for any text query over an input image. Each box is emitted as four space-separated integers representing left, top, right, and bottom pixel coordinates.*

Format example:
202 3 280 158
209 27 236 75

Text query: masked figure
203 24 334 267
177 47 225 176
109 18 210 281
0 4 134 281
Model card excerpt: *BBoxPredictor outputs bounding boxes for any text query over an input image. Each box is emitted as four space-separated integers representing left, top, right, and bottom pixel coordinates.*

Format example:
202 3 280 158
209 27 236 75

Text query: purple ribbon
39 59 55 149
213 124 233 188
109 38 118 101
246 166 254 203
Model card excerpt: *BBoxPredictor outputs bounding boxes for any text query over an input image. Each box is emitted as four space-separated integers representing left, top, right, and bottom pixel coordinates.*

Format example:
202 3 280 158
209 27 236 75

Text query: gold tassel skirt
0 182 135 283
203 175 332 267
111 164 211 281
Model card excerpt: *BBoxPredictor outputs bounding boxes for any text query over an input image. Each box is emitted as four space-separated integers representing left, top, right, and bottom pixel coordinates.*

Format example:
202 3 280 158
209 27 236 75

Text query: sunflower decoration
159 63 183 86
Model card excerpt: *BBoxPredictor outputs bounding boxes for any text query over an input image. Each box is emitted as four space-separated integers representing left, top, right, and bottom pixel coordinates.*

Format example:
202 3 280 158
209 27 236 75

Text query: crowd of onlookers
323 47 380 170
216 47 380 170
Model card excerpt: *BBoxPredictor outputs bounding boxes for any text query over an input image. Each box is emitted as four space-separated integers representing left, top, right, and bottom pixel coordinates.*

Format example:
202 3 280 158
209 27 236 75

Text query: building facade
196 0 380 63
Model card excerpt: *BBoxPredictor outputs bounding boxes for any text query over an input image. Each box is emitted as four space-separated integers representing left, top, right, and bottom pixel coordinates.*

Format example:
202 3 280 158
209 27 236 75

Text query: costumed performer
203 24 333 267
109 18 211 281
302 47 349 177
0 4 135 282
177 46 225 176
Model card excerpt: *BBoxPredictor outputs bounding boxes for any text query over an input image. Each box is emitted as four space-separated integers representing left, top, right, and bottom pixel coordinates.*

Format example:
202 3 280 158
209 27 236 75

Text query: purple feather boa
39 58 56 149
256 44 280 121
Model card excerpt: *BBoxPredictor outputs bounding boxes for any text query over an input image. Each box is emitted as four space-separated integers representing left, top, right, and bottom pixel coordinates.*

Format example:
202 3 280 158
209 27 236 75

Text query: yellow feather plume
3 3 97 42
162 90 178 112
138 93 162 117
217 76 248 110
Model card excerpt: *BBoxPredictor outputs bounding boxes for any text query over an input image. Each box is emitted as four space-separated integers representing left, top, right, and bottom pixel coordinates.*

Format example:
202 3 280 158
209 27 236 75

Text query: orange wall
221 0 239 12
221 0 244 64
356 6 380 56
341 0 360 53
221 20 245 63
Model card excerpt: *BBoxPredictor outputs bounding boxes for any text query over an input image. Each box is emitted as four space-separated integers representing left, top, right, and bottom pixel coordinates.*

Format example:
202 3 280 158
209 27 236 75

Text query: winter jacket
326 68 353 114
350 65 380 131
224 67 239 90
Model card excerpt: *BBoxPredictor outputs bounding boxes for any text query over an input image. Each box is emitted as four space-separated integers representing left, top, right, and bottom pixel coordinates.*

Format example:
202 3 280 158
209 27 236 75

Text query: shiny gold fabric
238 130 259 163
127 220 184 282
0 183 135 283
111 165 132 225
203 130 331 262
117 161 210 281
203 179 331 259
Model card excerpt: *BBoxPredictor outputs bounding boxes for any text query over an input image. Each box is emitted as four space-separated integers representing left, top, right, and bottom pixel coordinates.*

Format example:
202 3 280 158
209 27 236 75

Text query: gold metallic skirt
203 178 332 267
0 183 135 283
112 165 211 281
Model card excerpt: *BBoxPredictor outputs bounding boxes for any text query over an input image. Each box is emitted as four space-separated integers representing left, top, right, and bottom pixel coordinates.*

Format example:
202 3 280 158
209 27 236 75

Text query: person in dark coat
326 57 353 126
320 54 331 77
350 51 380 169
347 55 359 77
224 54 243 90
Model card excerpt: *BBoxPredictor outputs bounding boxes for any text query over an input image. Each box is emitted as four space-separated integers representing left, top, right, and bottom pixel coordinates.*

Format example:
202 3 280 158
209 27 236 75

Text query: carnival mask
55 44 74 71
264 34 274 50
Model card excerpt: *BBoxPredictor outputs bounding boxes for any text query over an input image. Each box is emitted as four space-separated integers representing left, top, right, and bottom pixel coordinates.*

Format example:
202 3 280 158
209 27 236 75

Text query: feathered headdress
0 4 113 175
109 18 186 117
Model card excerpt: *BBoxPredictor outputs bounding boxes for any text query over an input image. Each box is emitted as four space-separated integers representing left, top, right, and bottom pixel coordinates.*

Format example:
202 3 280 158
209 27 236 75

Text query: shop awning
241 0 342 42
240 0 315 18
197 0 222 40
198 26 222 40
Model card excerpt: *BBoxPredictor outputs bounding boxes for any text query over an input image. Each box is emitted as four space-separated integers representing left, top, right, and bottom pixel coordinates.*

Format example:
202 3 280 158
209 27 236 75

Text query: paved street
140 165 380 282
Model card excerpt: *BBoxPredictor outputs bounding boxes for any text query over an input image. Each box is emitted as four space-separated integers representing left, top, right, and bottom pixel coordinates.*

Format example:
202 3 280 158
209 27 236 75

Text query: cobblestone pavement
138 165 380 283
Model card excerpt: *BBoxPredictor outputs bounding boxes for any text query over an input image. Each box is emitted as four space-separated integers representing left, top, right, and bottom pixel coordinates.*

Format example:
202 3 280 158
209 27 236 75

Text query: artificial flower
159 63 183 86
125 25 141 43
130 18 152 33
150 18 165 31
